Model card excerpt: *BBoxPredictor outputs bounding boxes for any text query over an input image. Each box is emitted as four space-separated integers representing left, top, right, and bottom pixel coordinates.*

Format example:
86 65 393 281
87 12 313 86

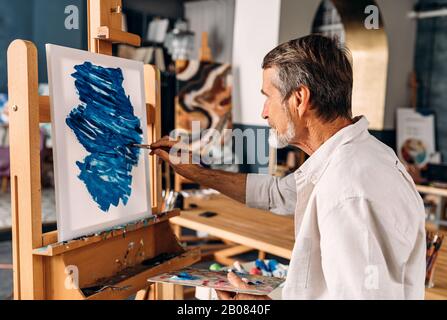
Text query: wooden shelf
83 249 200 300
36 213 200 300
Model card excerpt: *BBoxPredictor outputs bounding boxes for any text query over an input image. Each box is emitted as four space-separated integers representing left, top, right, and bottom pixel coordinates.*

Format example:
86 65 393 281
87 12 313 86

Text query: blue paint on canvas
66 61 143 212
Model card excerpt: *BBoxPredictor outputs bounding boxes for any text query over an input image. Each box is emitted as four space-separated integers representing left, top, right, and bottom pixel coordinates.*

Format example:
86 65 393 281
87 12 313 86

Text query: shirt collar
294 116 370 184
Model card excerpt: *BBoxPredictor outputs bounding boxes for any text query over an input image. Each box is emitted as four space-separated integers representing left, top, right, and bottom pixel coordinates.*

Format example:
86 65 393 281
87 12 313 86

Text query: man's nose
262 104 269 120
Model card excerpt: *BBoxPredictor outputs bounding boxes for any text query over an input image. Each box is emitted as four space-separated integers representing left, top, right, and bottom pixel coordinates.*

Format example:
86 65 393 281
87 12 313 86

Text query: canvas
46 44 151 242
148 267 285 296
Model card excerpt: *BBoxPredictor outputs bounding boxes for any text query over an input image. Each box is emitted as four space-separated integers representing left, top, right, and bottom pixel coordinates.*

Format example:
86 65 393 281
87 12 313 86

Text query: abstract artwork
176 61 234 167
66 62 143 211
47 45 151 242
148 267 285 296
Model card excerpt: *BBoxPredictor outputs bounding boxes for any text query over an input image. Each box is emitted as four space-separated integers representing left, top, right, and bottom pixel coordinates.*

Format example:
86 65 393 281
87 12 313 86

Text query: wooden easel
8 0 199 300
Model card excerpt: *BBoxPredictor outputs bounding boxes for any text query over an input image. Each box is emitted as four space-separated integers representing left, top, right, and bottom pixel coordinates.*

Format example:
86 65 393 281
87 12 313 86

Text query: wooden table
171 194 295 260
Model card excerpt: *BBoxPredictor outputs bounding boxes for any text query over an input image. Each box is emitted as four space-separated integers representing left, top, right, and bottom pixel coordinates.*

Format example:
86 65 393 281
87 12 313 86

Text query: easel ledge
33 210 180 257
8 0 199 300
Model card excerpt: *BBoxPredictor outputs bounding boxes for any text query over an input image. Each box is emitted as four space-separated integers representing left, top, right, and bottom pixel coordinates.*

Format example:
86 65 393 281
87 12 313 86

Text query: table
171 194 295 260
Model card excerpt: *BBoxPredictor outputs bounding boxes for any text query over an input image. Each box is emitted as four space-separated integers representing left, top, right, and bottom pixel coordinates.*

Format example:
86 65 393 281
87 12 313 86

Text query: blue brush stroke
66 61 143 212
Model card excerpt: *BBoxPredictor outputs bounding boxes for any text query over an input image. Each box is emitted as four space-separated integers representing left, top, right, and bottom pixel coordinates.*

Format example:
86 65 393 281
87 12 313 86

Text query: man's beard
268 119 295 149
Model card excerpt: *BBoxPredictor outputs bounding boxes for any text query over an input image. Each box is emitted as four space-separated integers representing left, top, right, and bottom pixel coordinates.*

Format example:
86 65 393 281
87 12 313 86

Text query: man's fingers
234 294 254 300
151 140 177 149
227 272 253 290
234 294 270 300
152 149 171 163
151 136 180 149
216 290 233 300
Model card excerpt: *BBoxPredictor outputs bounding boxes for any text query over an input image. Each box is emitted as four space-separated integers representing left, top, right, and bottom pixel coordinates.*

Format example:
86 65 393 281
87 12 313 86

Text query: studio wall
231 0 417 132
0 0 87 93
415 0 447 161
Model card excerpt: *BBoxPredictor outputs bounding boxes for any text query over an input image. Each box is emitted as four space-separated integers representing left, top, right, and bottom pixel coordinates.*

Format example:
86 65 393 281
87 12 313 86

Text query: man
151 35 426 300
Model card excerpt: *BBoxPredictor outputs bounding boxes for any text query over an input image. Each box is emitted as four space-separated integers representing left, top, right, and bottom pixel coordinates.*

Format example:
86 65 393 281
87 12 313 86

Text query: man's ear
293 86 311 118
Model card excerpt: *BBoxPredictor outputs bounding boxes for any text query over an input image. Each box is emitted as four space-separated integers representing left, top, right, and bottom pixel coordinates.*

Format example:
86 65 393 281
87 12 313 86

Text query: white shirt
246 117 426 300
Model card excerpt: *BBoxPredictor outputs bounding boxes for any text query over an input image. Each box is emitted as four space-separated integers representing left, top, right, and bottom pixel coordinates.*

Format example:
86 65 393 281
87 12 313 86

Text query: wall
278 0 320 44
125 0 184 18
185 0 235 63
0 1 34 93
0 0 87 93
232 0 281 126
33 0 87 85
378 0 417 129
415 0 447 161
232 0 417 131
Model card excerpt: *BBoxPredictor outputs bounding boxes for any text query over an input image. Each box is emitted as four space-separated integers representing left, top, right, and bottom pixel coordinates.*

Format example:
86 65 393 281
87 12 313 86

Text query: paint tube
233 261 248 274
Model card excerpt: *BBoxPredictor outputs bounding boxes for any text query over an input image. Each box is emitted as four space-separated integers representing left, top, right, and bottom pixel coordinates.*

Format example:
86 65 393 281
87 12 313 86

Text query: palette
148 267 285 296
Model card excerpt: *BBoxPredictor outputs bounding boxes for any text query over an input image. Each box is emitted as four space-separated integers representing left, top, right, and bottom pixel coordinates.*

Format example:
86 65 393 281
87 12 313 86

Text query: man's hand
216 272 271 300
150 136 200 179
150 137 248 204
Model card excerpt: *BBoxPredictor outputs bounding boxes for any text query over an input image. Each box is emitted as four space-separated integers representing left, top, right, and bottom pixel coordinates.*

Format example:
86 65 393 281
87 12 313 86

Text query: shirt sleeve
319 197 413 300
245 174 296 215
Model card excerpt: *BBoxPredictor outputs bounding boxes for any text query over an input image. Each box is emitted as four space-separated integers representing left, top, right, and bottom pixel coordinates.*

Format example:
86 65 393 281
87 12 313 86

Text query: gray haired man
151 35 426 300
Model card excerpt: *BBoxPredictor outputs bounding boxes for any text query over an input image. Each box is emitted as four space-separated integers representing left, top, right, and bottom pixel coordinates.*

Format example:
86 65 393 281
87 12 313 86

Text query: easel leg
152 283 184 300
172 224 182 239
135 287 150 300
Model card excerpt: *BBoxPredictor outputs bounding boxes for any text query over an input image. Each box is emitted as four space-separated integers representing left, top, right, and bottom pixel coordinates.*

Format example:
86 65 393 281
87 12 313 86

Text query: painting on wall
176 61 234 167
47 44 151 242
397 108 436 168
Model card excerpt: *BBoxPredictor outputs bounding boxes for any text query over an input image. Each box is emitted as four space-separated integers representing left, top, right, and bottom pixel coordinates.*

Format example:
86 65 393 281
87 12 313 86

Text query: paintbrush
132 144 172 153
132 144 210 168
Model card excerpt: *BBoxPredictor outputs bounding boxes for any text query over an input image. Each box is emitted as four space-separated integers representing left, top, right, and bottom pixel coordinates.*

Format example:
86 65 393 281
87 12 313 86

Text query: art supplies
209 263 222 271
233 261 248 274
148 267 285 296
426 231 444 288
250 259 288 278
250 267 262 276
